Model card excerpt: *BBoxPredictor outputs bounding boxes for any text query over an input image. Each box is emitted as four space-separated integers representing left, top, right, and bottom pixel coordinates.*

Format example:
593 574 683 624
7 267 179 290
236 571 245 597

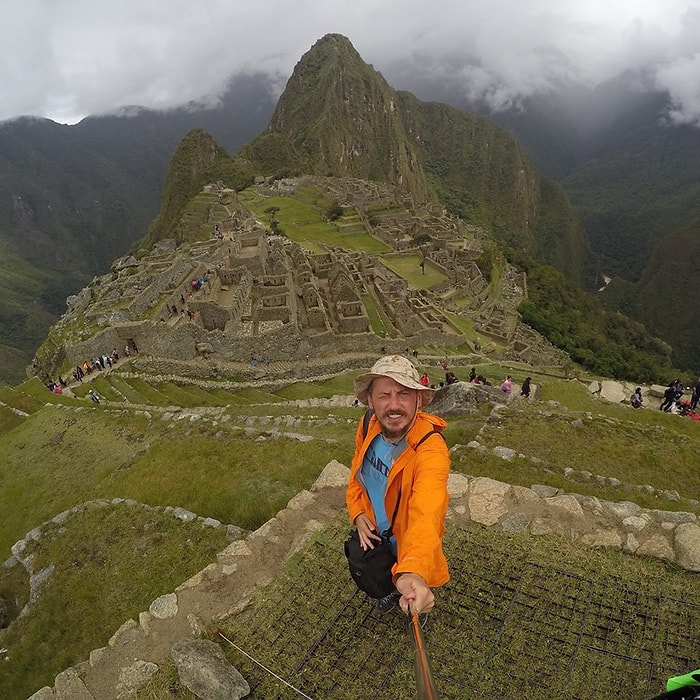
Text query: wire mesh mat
219 519 700 700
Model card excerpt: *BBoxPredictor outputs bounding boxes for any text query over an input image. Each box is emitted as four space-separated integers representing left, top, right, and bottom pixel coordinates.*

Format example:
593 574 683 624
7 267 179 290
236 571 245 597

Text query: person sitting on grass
631 387 643 408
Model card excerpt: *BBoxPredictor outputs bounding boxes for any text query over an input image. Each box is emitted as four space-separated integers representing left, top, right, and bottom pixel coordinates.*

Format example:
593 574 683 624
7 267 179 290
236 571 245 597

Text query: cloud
651 6 700 124
3 1 700 125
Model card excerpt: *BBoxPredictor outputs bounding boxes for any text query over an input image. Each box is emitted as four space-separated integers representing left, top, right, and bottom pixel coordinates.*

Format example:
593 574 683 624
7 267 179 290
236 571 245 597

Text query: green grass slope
1 363 700 698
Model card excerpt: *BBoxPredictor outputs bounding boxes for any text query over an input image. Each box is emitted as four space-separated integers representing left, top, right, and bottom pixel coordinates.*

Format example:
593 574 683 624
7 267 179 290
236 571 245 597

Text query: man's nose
386 393 402 409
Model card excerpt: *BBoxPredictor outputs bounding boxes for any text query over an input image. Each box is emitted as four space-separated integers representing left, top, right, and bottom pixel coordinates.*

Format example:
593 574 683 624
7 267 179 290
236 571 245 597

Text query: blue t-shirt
359 434 406 551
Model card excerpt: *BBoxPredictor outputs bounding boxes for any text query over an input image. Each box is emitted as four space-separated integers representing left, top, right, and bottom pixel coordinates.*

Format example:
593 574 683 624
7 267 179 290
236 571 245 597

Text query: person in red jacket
346 355 450 617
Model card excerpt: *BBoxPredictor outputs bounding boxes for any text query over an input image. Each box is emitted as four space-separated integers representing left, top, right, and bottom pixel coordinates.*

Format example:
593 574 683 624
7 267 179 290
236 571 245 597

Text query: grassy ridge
237 186 391 253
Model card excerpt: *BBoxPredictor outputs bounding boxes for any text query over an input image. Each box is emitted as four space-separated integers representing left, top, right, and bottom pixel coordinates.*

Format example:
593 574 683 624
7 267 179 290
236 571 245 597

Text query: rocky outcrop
170 639 250 700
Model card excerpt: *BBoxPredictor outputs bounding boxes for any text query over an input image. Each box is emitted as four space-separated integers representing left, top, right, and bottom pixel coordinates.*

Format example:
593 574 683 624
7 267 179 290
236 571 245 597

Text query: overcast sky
3 0 700 125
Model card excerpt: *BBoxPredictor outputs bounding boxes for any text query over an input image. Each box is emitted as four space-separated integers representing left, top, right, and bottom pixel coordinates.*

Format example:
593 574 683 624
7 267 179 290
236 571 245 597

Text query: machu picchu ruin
31 175 565 386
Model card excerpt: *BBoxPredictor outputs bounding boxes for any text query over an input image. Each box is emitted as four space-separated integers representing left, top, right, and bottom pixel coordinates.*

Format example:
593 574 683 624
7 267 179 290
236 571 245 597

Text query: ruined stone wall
191 301 229 332
373 274 407 311
338 316 370 334
302 285 321 309
68 321 199 365
394 303 424 335
337 300 369 334
144 324 198 360
262 274 287 287
259 283 287 298
227 271 253 329
228 235 266 275
218 268 240 286
222 326 334 362
431 279 456 295
420 310 444 330
310 254 333 279
257 306 291 323
307 307 330 330
130 257 195 317
261 294 288 308
66 322 149 366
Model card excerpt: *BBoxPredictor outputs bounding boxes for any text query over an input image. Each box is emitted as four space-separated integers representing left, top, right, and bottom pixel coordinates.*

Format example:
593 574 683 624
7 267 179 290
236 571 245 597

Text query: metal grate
222 522 700 700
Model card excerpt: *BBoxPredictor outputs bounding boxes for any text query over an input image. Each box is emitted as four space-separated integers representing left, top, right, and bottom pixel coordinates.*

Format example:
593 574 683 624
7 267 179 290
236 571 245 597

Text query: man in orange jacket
346 355 450 617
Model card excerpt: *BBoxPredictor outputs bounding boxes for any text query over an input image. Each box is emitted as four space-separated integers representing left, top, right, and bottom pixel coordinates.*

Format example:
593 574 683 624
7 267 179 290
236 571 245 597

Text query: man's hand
353 513 382 550
396 573 434 614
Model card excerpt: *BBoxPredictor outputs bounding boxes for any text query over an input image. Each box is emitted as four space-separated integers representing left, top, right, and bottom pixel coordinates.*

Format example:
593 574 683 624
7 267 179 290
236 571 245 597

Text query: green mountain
144 129 255 246
1 33 686 385
236 34 588 284
0 76 276 386
31 33 668 386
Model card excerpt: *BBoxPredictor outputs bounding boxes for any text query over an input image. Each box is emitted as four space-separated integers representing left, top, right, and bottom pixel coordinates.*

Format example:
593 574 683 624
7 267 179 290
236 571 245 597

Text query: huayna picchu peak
241 34 587 283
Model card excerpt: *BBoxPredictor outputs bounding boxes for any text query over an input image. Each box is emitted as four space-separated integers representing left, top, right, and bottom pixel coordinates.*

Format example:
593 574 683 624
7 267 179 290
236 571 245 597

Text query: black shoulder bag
344 487 401 599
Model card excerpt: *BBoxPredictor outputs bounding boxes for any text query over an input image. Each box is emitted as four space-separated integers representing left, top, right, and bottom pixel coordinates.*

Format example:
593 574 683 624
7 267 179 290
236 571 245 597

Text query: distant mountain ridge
423 75 700 372
0 33 696 384
0 75 276 384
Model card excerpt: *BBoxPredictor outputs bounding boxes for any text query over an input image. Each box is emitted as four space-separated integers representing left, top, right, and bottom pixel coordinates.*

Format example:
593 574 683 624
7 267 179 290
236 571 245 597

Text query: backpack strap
414 429 446 448
361 409 374 440
383 485 402 538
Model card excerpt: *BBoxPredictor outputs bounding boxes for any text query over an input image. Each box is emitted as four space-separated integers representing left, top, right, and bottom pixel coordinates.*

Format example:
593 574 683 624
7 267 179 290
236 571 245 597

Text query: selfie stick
408 604 440 700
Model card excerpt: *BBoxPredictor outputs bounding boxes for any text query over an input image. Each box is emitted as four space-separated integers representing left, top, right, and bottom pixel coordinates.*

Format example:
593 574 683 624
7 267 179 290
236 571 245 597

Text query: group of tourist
415 363 533 400
655 378 700 419
46 377 67 393
167 304 196 322
73 350 120 382
48 339 140 391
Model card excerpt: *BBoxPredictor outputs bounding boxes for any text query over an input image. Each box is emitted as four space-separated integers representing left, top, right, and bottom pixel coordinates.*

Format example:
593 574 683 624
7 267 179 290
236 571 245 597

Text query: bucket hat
354 355 434 406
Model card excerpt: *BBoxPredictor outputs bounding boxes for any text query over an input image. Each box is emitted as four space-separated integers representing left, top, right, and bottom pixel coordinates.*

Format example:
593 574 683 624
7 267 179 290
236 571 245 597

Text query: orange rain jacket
346 410 451 588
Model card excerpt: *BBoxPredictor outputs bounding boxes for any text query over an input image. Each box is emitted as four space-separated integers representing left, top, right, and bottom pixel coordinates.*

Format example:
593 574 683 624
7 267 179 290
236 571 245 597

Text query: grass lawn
238 190 389 253
362 292 392 337
380 255 449 289
0 504 228 699
444 310 475 335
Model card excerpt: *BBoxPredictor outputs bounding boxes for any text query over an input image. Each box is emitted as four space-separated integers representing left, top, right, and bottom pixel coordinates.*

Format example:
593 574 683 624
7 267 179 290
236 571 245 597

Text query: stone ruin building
41 176 565 378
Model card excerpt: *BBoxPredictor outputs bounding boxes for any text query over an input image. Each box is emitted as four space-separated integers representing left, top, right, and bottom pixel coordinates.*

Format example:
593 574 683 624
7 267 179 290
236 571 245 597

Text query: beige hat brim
354 371 434 407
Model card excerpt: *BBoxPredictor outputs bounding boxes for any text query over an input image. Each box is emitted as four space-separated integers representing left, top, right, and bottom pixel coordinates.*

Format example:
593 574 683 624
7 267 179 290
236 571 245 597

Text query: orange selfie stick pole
408 605 440 700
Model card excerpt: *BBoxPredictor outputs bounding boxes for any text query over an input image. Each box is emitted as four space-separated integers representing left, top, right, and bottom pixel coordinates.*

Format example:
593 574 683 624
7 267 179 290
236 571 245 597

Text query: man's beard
381 426 404 441
378 411 409 441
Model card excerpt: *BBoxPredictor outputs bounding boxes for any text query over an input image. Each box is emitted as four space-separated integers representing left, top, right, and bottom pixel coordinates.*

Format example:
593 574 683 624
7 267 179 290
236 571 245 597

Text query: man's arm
393 433 450 587
346 417 371 525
